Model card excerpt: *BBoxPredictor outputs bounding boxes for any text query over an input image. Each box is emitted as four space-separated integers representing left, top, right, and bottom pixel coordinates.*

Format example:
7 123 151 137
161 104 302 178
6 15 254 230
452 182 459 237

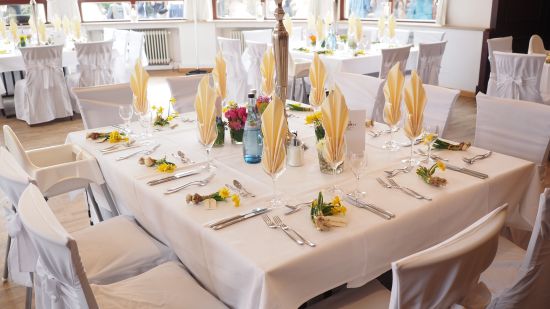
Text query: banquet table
66 111 536 309
0 48 78 74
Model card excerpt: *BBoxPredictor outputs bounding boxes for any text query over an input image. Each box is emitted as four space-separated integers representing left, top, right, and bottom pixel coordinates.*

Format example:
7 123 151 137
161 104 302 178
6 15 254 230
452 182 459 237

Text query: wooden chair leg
25 273 33 309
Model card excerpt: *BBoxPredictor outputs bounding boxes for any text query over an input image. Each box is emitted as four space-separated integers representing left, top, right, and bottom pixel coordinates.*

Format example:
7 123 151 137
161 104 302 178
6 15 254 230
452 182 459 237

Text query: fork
368 130 382 137
387 178 432 201
284 202 310 215
274 216 316 247
164 174 215 194
116 144 159 161
384 165 413 178
463 151 492 164
376 177 392 188
416 149 448 161
262 215 304 245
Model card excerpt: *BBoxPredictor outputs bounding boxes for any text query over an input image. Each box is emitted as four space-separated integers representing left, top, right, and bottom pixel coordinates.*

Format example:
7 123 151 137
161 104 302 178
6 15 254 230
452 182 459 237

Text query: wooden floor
0 87 477 308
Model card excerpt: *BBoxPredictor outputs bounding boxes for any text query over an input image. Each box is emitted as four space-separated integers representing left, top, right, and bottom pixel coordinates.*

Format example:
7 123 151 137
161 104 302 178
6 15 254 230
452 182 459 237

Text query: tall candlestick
272 0 288 104
29 0 40 45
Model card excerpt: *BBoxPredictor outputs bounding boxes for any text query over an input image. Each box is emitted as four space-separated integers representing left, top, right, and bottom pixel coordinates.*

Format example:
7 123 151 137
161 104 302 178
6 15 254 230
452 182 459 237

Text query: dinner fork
463 151 492 164
262 215 304 245
164 174 215 194
116 144 160 161
274 216 316 247
376 177 392 189
384 165 413 178
387 178 432 201
415 149 448 161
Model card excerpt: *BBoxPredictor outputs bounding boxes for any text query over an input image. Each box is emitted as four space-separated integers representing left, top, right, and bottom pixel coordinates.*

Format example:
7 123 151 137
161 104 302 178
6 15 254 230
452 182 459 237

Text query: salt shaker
287 135 304 167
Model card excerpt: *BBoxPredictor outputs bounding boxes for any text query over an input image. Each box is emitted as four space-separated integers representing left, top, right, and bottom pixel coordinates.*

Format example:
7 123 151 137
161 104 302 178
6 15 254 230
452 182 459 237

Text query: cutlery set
345 195 395 220
208 208 270 230
263 215 316 247
116 144 160 161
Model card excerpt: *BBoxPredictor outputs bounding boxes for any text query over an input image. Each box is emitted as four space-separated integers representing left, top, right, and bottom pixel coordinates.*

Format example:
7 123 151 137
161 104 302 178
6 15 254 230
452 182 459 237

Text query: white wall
446 0 493 28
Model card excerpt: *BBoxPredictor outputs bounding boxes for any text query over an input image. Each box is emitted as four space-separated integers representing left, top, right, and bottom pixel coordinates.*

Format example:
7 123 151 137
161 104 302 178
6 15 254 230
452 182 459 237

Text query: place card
346 109 366 154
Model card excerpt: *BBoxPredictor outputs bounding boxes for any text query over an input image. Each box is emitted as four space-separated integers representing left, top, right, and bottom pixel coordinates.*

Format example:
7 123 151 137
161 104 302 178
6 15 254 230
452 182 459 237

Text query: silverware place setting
376 177 432 201
101 139 137 153
147 167 204 186
171 150 194 164
262 215 315 247
345 194 395 220
164 173 215 194
232 180 256 197
415 149 448 161
284 202 311 216
116 144 160 161
209 208 270 230
446 164 489 179
462 151 492 165
384 165 414 178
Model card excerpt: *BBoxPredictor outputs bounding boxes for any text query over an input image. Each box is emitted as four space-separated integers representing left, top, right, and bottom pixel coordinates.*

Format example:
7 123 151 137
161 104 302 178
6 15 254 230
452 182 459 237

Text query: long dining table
0 47 78 73
66 109 536 309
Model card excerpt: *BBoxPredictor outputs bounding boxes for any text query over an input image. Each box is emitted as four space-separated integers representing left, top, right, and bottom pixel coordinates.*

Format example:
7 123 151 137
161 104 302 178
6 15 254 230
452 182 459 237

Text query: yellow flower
436 161 446 171
231 194 240 207
331 196 341 207
108 130 127 143
166 116 174 121
151 105 157 110
305 114 315 125
423 133 435 144
219 187 230 199
157 106 164 114
169 97 176 105
157 162 175 173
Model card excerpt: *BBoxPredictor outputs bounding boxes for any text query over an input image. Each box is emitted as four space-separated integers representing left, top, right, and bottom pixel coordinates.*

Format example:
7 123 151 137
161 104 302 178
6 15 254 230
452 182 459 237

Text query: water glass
197 122 218 171
347 149 368 198
423 125 440 164
118 105 133 134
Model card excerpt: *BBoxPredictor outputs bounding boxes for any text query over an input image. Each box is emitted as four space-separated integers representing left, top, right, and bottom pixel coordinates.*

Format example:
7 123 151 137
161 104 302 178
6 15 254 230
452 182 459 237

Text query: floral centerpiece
214 116 226 147
152 98 179 127
256 95 271 115
87 130 128 143
432 138 471 151
224 101 247 144
306 111 335 174
310 192 348 231
138 156 176 173
417 161 447 187
309 34 317 47
186 186 240 208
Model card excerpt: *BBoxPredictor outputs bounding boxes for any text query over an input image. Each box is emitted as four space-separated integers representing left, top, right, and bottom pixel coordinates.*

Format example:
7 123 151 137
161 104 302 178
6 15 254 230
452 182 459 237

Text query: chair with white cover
379 45 412 79
14 45 72 125
104 28 130 83
475 93 550 228
288 54 311 102
18 184 227 309
218 37 248 103
72 83 133 130
310 205 508 309
166 74 204 113
423 84 460 138
486 36 513 96
243 41 268 94
289 26 303 45
335 72 385 122
394 29 412 45
413 30 445 45
242 29 272 44
528 34 549 55
127 30 149 68
416 41 447 85
480 189 550 308
492 51 546 103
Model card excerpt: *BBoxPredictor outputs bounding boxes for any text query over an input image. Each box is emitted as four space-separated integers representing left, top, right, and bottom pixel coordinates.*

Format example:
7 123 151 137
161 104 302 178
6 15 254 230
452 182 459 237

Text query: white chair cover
423 84 460 138
14 45 72 125
127 30 149 68
166 74 204 113
417 41 447 86
413 30 446 45
486 36 513 96
104 29 130 83
379 45 412 79
389 205 508 309
394 29 412 45
335 72 385 122
475 94 550 227
73 83 133 129
492 51 545 103
242 29 272 44
243 41 268 94
528 35 549 55
488 189 550 308
218 37 248 103
363 27 378 42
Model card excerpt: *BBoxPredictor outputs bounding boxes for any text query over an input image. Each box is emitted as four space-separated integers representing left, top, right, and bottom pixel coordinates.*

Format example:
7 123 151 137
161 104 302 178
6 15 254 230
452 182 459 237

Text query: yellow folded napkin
388 15 396 39
354 18 363 42
62 16 70 35
321 86 349 165
212 52 227 101
0 19 6 39
72 18 81 40
404 71 427 139
28 17 36 34
194 75 218 146
38 20 47 43
316 18 325 42
261 48 275 97
309 53 327 108
383 62 404 126
283 15 293 38
307 15 316 32
130 59 150 114
348 16 356 37
377 16 385 38
52 15 62 31
9 19 18 42
261 96 288 176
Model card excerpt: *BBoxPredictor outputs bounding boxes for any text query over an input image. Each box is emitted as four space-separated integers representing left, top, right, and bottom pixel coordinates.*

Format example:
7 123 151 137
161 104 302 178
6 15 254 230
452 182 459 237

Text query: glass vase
230 129 244 144
214 123 225 147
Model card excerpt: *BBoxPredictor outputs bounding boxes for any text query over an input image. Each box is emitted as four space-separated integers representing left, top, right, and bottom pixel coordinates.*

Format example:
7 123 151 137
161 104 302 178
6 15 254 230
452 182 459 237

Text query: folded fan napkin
377 16 385 38
354 18 363 42
194 75 218 146
261 96 288 176
283 15 293 38
0 19 5 39
9 19 18 42
261 48 276 97
52 16 62 31
403 71 427 139
307 15 316 32
37 20 47 43
388 15 396 39
321 86 349 165
316 18 325 42
383 62 404 126
212 52 227 101
130 59 150 114
72 18 81 40
309 53 327 108
62 16 70 35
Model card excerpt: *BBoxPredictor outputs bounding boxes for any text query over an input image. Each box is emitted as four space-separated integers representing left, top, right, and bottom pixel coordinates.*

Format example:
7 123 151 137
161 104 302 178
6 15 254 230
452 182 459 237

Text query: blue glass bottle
243 92 263 164
326 26 337 51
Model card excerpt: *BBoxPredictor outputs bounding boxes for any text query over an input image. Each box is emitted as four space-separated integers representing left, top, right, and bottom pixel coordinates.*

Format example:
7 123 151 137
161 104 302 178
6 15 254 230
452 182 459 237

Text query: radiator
138 29 171 65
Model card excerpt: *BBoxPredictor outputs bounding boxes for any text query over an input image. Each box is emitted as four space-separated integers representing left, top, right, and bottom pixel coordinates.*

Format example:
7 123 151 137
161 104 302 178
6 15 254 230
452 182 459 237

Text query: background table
0 49 77 74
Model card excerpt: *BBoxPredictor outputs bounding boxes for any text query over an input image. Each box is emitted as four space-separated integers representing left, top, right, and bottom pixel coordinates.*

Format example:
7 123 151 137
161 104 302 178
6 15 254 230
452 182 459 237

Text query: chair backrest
489 189 550 308
20 45 65 89
75 40 114 87
413 30 446 45
166 74 205 113
475 93 550 165
2 125 35 174
244 41 268 93
18 184 98 309
493 51 545 102
395 29 412 45
104 28 131 83
218 37 247 102
528 34 547 55
335 72 385 122
487 36 513 75
379 45 412 79
128 30 148 67
389 205 508 309
0 147 31 208
290 26 303 43
73 83 134 129
423 84 460 138
242 29 272 45
417 41 447 86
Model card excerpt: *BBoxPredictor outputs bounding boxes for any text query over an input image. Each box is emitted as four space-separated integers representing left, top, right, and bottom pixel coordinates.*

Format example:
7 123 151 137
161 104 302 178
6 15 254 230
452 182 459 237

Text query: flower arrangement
338 34 348 43
138 156 176 173
287 102 313 112
417 161 448 187
431 139 471 151
316 50 334 55
305 111 325 141
256 96 271 115
186 186 240 208
224 101 247 144
309 34 317 46
86 130 128 143
214 116 226 147
354 50 366 57
294 47 310 53
310 192 348 231
152 98 179 127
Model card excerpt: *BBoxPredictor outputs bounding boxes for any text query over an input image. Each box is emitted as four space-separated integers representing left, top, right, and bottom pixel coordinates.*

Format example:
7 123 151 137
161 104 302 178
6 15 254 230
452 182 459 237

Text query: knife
208 207 266 228
446 164 489 179
147 168 203 186
211 208 270 230
345 195 395 220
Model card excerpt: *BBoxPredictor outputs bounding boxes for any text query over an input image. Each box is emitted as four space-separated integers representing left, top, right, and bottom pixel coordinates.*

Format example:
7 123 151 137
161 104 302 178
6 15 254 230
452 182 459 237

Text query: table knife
446 164 489 179
147 168 203 186
208 208 266 228
212 208 270 230
345 195 395 220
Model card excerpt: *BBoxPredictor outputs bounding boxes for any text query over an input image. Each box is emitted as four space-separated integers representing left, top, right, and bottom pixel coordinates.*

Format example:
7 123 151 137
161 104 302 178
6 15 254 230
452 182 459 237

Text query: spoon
233 180 256 197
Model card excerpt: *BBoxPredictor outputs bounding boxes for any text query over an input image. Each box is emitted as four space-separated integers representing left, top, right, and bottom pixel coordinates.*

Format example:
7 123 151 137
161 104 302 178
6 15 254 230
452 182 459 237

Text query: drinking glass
322 137 346 194
263 140 287 207
347 149 368 198
197 122 218 171
423 125 440 164
118 105 133 134
382 104 400 152
138 111 152 141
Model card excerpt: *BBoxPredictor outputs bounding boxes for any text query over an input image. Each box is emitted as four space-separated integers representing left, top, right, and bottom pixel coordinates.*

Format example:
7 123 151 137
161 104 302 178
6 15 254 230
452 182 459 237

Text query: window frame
1 0 48 24
212 0 309 20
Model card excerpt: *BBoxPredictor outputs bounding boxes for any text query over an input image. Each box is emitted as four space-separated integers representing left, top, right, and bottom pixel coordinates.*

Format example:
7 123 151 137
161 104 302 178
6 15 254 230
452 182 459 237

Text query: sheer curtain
47 0 81 21
184 0 213 20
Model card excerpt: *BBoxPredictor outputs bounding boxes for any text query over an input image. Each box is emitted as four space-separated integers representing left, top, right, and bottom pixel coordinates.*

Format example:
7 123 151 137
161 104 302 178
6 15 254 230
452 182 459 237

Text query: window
81 2 132 21
215 0 310 19
266 0 311 19
0 2 47 25
136 1 185 19
79 0 185 22
345 0 440 22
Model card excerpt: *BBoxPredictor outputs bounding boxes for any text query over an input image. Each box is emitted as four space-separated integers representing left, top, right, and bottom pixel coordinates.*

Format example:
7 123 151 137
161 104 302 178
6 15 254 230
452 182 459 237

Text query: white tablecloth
0 49 78 74
66 113 536 309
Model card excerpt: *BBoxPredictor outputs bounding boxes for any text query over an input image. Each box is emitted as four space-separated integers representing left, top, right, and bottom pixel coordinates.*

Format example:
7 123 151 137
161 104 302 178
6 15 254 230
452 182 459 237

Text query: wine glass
197 122 218 171
382 103 400 152
118 105 133 134
322 137 346 194
137 111 152 142
263 139 287 207
347 149 368 198
423 125 440 164
402 119 422 167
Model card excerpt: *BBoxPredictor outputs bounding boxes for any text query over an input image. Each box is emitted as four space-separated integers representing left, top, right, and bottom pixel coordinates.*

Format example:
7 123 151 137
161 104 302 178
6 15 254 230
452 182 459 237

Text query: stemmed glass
323 137 346 194
347 149 368 198
137 110 152 141
197 122 218 171
263 139 287 207
402 122 422 167
423 125 440 164
118 105 133 135
382 104 400 152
